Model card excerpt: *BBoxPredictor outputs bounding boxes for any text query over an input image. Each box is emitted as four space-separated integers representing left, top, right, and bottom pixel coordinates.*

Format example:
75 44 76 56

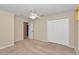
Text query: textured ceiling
0 4 76 18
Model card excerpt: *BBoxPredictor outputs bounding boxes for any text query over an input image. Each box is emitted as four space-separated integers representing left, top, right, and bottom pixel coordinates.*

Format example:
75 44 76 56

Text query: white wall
33 11 74 48
0 10 14 49
33 19 47 42
14 16 28 42
78 23 79 50
75 21 79 54
47 18 69 46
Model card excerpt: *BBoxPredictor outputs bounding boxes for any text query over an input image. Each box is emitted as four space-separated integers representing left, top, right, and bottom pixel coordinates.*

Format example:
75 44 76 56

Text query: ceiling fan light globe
29 16 36 19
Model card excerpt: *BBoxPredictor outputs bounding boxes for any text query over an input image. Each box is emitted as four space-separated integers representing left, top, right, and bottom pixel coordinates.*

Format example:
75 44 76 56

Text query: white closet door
47 18 69 46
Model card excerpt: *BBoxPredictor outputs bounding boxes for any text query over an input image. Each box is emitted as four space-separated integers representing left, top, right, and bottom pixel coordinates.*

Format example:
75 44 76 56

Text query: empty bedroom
0 4 79 55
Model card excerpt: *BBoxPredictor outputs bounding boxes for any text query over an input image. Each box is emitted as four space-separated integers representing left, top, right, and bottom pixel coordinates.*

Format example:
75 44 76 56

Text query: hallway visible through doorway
24 22 29 39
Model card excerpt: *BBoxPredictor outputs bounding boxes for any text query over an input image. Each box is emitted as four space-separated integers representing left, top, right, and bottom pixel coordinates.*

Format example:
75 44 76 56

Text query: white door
47 18 69 46
29 22 33 39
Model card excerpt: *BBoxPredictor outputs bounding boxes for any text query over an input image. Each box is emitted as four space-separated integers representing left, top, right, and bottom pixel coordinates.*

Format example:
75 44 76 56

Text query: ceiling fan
28 9 40 20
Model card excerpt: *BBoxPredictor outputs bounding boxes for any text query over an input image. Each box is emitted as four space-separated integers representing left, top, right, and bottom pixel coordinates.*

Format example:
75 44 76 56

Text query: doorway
24 22 29 39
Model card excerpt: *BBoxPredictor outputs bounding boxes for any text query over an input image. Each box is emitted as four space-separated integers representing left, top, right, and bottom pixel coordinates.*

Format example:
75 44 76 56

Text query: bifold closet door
47 18 69 46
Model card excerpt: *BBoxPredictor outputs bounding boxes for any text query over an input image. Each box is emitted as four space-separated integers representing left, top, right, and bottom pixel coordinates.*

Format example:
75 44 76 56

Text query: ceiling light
29 15 36 19
28 10 40 19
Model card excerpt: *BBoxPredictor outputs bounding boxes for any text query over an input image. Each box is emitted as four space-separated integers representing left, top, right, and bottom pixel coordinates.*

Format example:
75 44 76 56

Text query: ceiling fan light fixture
29 15 36 19
29 13 39 19
28 9 40 19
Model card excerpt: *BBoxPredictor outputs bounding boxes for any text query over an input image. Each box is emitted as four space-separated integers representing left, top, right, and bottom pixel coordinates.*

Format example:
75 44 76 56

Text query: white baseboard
47 40 74 48
34 39 48 42
74 48 79 55
0 43 14 49
14 39 23 42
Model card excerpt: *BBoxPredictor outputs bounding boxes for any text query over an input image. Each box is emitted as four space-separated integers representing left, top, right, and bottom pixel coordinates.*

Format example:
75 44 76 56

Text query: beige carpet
0 39 76 55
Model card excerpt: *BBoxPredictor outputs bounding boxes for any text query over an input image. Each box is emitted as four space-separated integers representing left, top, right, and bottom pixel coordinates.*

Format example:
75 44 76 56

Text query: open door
29 22 34 39
24 22 29 39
